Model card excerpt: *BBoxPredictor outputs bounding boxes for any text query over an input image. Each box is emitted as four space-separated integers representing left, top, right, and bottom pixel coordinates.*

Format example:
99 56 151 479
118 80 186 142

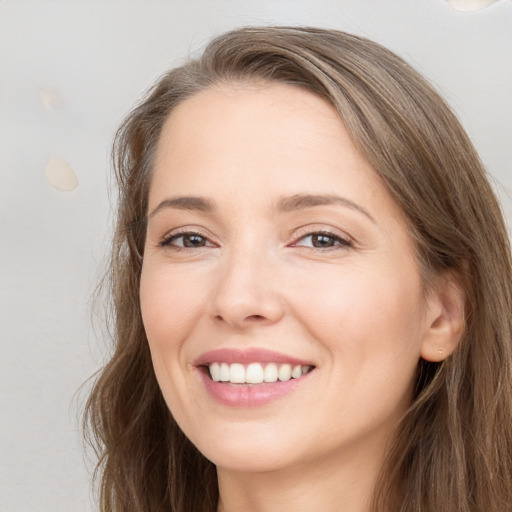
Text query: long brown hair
84 26 512 511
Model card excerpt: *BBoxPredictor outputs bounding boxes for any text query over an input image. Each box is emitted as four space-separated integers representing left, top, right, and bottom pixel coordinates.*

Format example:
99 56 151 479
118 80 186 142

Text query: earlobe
420 271 466 363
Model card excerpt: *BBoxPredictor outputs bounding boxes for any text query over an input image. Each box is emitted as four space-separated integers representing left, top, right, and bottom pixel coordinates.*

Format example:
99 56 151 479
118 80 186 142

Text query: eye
160 231 214 249
293 231 352 249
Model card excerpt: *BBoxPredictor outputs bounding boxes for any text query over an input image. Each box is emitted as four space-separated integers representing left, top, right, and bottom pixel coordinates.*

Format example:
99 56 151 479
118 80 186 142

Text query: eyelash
159 230 214 250
292 230 353 250
159 229 353 252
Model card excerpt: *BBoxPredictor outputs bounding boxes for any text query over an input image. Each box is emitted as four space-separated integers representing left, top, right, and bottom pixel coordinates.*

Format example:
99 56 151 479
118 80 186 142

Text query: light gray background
1 1 511 511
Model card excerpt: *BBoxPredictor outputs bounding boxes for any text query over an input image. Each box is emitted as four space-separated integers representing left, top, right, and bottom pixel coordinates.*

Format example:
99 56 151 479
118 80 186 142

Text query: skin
140 82 463 512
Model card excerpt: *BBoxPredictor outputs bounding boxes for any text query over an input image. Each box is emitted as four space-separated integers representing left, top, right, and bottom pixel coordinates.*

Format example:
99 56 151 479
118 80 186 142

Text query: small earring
437 347 445 355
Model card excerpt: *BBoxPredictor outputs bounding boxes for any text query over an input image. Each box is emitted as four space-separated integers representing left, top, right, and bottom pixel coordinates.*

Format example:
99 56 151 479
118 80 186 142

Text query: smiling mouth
205 362 314 385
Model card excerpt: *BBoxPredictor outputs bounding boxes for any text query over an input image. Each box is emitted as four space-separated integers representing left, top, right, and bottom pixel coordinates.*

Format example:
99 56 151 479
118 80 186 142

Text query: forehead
151 82 380 200
157 81 346 158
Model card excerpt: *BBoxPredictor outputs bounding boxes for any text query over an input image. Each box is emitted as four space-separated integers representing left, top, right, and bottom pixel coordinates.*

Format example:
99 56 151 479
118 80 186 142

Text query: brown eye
294 231 352 250
311 234 337 248
160 232 213 249
182 234 207 247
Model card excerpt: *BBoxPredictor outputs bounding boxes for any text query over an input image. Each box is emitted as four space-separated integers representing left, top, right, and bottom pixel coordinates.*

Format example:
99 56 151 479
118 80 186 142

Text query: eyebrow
274 194 375 223
148 193 375 223
148 196 216 218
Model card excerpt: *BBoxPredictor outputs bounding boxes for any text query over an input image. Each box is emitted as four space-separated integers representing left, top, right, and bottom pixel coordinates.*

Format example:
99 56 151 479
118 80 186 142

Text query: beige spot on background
39 87 61 108
445 0 500 11
45 157 78 191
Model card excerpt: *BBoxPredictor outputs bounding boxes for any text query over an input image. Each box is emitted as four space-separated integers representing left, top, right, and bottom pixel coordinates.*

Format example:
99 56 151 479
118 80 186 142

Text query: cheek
297 265 424 420
140 266 206 362
140 266 205 335
290 262 424 374
139 266 209 422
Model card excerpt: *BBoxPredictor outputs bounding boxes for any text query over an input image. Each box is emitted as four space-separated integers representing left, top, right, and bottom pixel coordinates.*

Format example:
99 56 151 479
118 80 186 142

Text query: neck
216 444 386 512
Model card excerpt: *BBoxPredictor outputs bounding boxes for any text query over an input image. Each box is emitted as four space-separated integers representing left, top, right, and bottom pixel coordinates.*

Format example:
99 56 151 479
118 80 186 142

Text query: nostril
214 313 270 328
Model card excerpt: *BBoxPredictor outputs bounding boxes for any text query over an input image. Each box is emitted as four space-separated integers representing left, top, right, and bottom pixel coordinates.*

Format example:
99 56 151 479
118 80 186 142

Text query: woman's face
140 82 439 474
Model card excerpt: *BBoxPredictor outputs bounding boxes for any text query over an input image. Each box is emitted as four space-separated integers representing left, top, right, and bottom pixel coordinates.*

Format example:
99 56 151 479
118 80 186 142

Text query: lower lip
198 368 309 407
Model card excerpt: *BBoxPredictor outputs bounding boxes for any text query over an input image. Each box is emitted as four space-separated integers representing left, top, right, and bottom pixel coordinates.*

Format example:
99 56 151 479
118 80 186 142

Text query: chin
189 424 301 473
208 448 294 474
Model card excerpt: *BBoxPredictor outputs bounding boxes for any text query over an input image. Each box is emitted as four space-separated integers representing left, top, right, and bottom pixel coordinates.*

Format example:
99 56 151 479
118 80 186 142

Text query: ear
420 270 466 363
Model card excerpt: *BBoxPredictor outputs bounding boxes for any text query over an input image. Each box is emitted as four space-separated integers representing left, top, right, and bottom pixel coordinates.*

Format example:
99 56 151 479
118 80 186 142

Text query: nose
208 244 285 330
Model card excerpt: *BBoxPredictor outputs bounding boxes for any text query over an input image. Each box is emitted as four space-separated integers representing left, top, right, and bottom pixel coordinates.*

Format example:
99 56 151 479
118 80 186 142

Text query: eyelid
290 232 353 251
290 224 353 244
158 226 217 248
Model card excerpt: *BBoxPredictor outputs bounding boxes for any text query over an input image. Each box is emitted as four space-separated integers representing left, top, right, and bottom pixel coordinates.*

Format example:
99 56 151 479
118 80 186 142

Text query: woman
84 27 512 511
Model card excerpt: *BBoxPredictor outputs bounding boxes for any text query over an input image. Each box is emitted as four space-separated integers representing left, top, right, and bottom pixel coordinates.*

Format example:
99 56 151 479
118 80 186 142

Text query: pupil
313 234 333 247
184 234 204 247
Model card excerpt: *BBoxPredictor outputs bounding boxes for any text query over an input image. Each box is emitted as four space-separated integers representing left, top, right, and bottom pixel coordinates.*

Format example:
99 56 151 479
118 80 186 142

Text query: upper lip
193 348 315 367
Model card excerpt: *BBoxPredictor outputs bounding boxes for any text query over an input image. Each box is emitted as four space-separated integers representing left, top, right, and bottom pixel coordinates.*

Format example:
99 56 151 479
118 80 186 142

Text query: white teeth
220 362 230 382
210 362 221 382
278 364 292 381
246 363 264 384
229 363 245 384
291 365 302 379
208 362 312 384
264 363 278 382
